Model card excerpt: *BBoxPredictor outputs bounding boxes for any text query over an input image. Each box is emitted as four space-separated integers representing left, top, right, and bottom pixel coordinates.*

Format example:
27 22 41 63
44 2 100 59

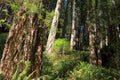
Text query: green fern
11 60 35 80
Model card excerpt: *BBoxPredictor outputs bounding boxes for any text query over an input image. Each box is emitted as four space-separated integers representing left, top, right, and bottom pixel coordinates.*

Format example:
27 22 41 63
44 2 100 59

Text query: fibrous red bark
0 10 43 80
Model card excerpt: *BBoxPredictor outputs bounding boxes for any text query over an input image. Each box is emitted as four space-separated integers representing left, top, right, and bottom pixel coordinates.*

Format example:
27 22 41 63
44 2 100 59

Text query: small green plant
52 38 70 54
12 60 35 80
44 10 54 27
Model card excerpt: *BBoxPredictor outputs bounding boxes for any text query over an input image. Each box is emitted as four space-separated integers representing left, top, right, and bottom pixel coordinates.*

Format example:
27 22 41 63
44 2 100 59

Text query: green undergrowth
52 38 70 54
12 60 35 80
66 62 120 80
41 51 120 80
41 51 88 80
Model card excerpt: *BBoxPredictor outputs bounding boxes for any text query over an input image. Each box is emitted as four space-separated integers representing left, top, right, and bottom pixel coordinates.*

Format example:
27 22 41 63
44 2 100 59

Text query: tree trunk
89 23 97 65
88 0 97 65
45 0 63 53
0 10 43 80
88 0 102 66
95 0 102 66
70 0 77 50
96 25 102 65
61 0 69 38
76 10 81 50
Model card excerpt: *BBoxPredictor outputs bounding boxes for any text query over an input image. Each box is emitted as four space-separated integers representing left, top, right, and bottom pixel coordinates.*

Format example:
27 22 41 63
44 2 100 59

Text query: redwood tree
0 0 45 79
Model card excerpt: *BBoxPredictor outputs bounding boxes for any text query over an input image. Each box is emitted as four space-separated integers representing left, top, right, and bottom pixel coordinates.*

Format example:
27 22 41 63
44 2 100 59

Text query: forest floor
41 51 120 80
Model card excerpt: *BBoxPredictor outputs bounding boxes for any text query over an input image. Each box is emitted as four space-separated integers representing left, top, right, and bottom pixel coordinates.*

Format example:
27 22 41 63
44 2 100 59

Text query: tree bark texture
89 23 97 65
88 0 102 65
0 10 43 80
45 0 62 53
70 0 77 50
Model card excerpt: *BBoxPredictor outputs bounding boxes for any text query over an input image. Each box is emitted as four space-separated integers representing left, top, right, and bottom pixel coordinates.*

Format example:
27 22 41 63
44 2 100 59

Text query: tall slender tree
45 0 63 53
70 0 77 50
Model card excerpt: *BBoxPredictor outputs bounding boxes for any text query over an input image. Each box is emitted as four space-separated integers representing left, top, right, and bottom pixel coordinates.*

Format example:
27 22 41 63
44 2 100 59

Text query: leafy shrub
41 52 75 79
41 51 89 80
69 51 89 62
52 38 70 54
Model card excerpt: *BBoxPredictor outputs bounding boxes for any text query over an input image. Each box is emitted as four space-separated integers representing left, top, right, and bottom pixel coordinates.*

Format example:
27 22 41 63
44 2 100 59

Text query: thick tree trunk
70 0 77 50
0 10 43 80
88 0 102 66
88 0 97 65
89 23 97 65
45 0 62 53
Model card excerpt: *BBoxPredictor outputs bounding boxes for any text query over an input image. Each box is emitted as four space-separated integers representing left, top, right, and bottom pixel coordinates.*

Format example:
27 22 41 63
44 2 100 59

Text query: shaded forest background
0 0 120 80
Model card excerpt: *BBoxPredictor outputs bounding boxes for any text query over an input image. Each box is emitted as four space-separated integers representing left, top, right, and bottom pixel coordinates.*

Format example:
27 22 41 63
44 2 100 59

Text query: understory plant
67 62 120 80
12 60 35 80
41 51 120 80
52 38 70 54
